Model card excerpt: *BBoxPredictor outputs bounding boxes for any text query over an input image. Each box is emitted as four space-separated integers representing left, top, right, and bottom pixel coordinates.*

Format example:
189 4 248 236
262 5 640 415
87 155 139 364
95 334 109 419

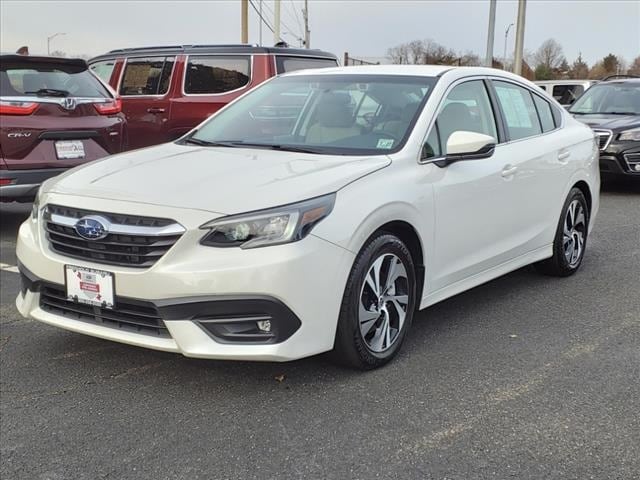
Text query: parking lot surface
1 183 639 480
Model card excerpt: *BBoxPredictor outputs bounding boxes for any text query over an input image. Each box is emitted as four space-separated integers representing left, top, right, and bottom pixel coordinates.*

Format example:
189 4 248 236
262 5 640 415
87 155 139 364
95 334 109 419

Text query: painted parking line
0 263 19 274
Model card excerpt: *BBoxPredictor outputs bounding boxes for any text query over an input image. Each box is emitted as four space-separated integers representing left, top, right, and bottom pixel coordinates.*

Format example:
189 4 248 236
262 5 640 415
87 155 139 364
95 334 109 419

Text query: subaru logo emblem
62 98 76 110
74 216 110 240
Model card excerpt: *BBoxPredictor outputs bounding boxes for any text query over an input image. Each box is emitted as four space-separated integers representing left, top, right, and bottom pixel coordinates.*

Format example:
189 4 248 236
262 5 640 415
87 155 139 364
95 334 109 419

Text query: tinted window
493 81 542 140
437 80 498 151
89 60 115 84
532 94 556 132
119 56 174 96
184 56 250 94
275 56 337 74
552 84 584 105
1 63 110 98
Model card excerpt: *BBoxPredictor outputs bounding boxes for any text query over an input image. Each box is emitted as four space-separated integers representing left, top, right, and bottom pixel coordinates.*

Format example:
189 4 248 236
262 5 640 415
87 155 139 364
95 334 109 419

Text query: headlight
200 193 336 249
619 127 640 142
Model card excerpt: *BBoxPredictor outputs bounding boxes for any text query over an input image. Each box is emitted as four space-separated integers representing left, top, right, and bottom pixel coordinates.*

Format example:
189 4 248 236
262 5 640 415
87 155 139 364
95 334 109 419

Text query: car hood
45 143 391 214
573 113 640 131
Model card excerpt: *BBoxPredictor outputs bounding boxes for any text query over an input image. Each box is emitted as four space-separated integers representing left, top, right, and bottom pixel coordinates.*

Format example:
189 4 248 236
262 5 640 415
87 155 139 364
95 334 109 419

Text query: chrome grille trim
593 129 613 151
623 153 640 173
43 204 185 268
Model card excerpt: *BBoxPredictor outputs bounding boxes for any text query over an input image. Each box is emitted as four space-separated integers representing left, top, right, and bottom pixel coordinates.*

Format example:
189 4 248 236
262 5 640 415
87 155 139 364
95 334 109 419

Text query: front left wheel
331 233 417 370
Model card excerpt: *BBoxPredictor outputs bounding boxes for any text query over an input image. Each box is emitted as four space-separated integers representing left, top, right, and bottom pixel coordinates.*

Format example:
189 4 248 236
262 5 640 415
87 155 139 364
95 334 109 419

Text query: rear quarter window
184 56 250 94
89 60 116 84
275 56 338 74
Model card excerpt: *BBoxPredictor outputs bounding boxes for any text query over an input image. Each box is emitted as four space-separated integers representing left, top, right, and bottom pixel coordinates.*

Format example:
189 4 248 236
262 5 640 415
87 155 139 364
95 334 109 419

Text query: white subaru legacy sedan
16 66 599 369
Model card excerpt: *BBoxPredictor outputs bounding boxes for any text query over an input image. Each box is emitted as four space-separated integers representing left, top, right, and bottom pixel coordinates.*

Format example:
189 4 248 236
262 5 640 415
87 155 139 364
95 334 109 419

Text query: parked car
569 76 640 178
88 44 338 149
0 55 126 202
534 80 595 107
17 65 599 369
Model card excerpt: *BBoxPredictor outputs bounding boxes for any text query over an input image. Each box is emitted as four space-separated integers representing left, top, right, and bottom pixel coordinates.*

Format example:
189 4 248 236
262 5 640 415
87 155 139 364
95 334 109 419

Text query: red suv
88 44 338 150
0 55 126 202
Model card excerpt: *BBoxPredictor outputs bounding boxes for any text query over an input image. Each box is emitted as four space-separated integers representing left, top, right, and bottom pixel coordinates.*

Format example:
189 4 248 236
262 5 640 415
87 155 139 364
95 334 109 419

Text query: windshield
0 62 111 98
186 74 436 155
570 82 640 115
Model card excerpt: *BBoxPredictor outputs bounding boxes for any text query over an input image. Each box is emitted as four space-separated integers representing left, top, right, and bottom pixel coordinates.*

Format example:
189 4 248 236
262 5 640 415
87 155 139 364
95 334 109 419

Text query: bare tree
534 39 566 71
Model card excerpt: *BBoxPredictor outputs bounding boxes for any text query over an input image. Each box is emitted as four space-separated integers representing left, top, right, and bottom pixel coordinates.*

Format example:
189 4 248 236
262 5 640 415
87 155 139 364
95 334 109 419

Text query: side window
119 56 174 96
532 94 556 132
552 84 584 105
275 56 338 74
422 122 442 159
90 60 115 84
184 56 250 94
493 81 542 141
437 80 498 152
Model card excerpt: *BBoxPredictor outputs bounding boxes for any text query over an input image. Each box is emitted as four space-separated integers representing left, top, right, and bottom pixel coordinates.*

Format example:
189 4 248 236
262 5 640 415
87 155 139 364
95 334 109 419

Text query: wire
260 0 302 41
249 0 275 33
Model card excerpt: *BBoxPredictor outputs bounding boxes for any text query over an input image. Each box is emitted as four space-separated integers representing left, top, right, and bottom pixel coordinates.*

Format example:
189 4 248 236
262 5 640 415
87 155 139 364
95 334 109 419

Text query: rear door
117 56 174 149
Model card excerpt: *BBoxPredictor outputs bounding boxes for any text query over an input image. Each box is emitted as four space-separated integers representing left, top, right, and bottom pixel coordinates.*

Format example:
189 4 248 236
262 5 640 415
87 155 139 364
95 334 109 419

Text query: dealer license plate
65 265 114 309
55 140 85 159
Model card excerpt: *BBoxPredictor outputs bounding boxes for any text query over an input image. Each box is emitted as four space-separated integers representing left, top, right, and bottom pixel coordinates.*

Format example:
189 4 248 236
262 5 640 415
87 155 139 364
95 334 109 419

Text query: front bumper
0 168 68 201
599 143 640 178
16 193 355 361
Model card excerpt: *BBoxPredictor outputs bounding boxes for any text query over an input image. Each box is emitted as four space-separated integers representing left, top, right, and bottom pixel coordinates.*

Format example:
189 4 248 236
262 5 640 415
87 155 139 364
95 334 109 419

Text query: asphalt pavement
1 182 639 480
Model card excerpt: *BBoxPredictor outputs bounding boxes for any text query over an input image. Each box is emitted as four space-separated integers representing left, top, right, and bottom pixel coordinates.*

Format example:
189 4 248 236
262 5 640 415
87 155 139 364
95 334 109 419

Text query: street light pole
47 32 66 55
503 23 514 71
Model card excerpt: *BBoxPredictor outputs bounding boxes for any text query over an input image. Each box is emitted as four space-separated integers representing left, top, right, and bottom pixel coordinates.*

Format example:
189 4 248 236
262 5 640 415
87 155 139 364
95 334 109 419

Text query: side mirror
430 131 496 167
445 131 496 162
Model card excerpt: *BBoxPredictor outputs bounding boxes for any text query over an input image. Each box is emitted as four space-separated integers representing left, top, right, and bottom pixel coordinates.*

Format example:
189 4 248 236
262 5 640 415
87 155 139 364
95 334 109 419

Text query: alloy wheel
358 253 410 353
563 199 586 268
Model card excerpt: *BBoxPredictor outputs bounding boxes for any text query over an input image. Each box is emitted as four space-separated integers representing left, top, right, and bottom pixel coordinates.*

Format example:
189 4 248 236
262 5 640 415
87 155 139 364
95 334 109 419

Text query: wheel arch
573 180 593 216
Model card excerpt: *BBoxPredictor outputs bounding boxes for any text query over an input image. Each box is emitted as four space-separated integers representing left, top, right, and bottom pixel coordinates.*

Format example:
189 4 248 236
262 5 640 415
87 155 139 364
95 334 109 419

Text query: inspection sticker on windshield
377 138 395 149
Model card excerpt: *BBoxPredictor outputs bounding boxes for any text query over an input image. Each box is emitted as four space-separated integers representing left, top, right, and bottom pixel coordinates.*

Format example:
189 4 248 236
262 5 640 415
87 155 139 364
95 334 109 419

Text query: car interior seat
306 92 361 144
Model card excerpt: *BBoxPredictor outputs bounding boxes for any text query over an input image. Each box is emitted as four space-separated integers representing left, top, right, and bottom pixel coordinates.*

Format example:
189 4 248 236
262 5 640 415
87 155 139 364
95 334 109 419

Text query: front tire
535 188 589 277
331 233 417 370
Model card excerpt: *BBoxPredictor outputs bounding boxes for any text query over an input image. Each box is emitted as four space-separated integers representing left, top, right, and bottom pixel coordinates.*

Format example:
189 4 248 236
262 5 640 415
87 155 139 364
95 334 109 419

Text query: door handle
146 107 166 114
501 165 518 177
558 151 571 162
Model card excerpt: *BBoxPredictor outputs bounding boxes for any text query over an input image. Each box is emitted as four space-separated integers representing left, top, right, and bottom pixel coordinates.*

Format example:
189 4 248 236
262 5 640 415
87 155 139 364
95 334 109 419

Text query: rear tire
535 188 589 277
331 233 417 370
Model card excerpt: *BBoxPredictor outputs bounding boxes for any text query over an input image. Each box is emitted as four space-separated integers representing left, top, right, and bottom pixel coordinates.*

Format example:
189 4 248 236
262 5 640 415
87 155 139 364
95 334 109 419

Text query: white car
16 66 600 369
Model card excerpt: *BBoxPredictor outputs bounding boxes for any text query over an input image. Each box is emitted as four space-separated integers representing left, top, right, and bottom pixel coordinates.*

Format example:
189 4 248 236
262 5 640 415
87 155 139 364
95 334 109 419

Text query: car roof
89 44 337 63
600 77 640 85
534 79 593 85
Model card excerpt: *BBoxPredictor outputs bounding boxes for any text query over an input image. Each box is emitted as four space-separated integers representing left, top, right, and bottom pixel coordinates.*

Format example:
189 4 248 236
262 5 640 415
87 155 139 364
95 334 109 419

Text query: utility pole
503 23 514 71
274 0 281 44
303 0 310 49
259 0 263 45
484 0 496 67
513 0 526 76
241 0 248 43
47 32 65 55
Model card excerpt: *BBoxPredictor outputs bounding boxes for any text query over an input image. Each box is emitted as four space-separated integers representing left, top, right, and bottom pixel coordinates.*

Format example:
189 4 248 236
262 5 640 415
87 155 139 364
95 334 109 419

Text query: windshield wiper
222 141 323 154
181 138 241 147
24 88 70 97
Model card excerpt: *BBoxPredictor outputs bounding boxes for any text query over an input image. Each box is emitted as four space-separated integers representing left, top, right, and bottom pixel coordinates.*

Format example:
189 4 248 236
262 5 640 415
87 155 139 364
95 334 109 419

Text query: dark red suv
88 44 338 150
0 55 126 202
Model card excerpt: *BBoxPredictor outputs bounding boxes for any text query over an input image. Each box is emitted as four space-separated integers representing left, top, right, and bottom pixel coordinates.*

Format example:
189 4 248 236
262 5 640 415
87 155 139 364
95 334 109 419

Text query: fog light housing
256 319 271 332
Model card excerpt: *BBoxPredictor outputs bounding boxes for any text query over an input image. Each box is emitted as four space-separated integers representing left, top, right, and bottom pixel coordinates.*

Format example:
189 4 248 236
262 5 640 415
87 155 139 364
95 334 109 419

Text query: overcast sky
1 0 638 65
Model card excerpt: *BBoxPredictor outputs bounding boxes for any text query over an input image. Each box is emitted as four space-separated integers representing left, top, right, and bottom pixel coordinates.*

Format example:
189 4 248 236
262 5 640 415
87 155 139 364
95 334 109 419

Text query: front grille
623 153 640 173
44 204 185 268
594 130 612 151
40 285 170 337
